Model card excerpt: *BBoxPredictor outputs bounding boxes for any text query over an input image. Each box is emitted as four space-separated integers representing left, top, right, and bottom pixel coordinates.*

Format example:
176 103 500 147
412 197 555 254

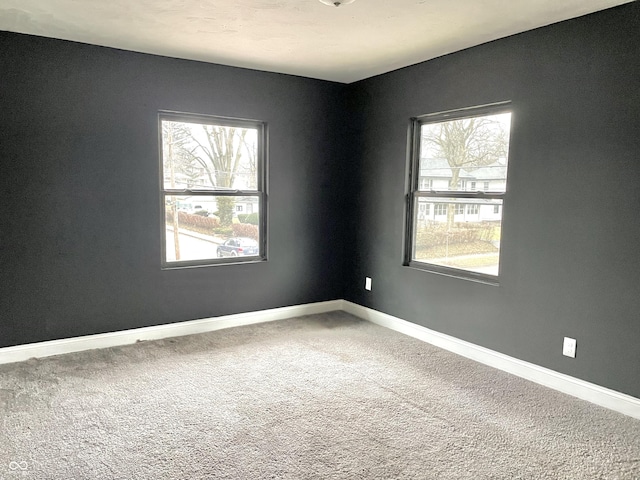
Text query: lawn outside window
405 103 512 283
159 112 267 268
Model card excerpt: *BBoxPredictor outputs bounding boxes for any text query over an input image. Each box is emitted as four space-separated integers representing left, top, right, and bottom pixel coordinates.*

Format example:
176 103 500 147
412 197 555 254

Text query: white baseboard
341 300 640 420
0 300 342 366
2 298 638 420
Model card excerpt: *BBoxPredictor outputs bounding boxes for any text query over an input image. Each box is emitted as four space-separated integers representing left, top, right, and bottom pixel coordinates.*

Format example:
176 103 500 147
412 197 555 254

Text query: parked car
217 237 259 257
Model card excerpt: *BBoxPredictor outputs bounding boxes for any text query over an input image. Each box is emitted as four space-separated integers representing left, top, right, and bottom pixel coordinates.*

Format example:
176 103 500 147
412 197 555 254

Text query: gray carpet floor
1 311 639 479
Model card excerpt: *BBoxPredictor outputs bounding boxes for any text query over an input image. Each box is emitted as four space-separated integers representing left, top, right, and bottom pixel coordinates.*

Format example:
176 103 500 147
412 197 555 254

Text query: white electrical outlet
563 337 577 358
365 277 372 291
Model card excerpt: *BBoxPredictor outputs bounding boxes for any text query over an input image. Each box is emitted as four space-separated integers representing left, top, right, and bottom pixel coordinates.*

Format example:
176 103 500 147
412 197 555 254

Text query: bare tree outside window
421 114 509 228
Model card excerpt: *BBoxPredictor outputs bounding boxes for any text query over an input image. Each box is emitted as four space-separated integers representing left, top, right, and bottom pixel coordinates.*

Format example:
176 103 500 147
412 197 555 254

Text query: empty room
1 0 639 478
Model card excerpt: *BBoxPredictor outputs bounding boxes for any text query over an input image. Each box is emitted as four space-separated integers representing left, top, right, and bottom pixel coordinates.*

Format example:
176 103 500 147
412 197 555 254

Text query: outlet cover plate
563 337 577 358
365 277 372 291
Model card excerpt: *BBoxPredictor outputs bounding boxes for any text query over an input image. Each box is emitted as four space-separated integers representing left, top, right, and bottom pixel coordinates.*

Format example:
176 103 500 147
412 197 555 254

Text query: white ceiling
0 0 633 83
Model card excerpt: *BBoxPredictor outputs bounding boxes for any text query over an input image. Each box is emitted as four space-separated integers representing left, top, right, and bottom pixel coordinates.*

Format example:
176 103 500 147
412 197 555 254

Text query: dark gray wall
0 33 347 347
345 2 640 398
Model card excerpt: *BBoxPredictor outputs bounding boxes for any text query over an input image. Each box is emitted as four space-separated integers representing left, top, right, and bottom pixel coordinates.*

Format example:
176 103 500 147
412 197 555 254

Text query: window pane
164 195 260 263
161 120 258 191
418 112 511 192
413 198 503 276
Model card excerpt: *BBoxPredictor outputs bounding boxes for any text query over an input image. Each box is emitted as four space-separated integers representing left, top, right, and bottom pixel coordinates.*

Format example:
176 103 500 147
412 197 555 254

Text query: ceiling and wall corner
0 0 634 83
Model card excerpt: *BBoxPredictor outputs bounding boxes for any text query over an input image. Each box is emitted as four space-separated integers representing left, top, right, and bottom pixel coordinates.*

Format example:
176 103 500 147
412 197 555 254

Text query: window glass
162 120 258 191
413 198 504 275
419 113 509 193
164 195 260 263
407 106 511 281
160 113 265 267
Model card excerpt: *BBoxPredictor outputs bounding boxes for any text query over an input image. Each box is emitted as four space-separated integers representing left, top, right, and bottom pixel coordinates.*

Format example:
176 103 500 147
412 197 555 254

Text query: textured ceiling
0 0 633 83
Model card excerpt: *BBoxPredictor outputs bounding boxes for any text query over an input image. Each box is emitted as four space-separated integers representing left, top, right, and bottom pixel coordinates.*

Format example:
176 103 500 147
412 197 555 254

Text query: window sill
161 257 267 270
405 261 500 286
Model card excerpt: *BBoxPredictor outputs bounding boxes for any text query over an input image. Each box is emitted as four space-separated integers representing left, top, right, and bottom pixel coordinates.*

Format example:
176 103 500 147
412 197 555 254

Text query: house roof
420 157 507 182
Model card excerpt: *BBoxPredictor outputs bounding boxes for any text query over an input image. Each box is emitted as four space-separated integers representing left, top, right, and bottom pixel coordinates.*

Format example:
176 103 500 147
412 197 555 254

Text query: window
417 200 430 219
160 112 266 267
434 203 447 216
420 178 432 190
406 103 512 282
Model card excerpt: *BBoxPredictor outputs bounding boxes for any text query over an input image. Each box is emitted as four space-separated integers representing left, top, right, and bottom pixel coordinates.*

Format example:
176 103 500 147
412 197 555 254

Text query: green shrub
237 212 258 225
217 197 234 226
244 212 259 225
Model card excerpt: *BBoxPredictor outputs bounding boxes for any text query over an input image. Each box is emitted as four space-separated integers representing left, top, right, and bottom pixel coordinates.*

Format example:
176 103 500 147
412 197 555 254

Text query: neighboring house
175 197 217 215
234 197 259 216
417 157 507 224
174 196 259 217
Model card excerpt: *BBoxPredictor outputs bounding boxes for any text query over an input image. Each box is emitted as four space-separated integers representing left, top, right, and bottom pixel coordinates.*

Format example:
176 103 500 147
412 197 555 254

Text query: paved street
165 229 220 262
